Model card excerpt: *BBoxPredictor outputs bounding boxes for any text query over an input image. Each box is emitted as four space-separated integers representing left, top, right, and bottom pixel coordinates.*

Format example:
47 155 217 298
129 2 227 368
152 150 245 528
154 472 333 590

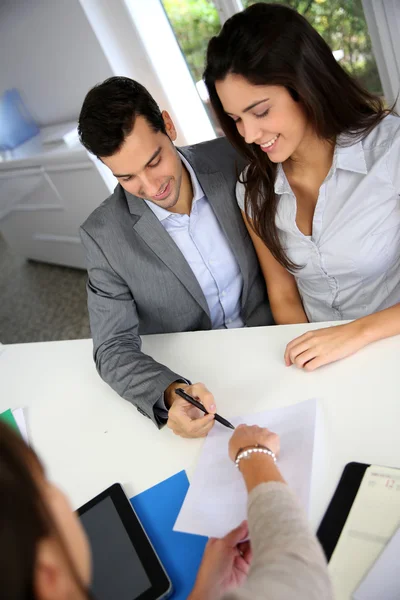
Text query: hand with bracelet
229 424 284 491
189 423 332 600
189 424 284 600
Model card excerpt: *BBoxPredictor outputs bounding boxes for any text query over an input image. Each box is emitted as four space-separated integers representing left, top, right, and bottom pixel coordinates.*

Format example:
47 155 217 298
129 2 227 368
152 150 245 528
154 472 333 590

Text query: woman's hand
189 520 252 600
284 321 368 371
229 424 280 462
229 425 284 492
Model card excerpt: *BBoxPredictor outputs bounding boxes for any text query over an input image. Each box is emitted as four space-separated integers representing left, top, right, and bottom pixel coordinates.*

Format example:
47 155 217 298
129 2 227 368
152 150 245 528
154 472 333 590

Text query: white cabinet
0 132 114 269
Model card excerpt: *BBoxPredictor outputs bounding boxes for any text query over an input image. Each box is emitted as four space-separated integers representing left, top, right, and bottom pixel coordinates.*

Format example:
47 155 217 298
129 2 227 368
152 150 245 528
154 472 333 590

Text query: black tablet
78 483 172 600
317 461 369 561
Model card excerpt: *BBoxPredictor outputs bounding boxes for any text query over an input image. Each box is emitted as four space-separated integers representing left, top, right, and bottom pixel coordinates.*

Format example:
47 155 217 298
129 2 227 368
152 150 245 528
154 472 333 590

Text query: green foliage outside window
162 0 221 81
163 0 383 97
244 0 383 95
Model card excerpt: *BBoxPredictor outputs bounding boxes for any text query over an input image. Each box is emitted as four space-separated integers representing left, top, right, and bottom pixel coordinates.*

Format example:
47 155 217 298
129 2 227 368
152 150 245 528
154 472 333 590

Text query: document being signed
174 398 317 538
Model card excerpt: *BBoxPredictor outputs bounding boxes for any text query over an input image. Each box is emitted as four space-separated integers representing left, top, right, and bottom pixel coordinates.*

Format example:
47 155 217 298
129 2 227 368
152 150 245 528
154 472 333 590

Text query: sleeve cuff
152 378 191 425
153 395 169 419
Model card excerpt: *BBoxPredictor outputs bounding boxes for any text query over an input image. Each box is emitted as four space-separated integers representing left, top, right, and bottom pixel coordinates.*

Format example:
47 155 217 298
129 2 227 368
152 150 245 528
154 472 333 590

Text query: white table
1 322 399 531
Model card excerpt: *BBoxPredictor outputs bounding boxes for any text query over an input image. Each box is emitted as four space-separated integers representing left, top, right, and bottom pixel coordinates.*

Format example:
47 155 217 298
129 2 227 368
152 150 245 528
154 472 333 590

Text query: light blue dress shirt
237 114 400 322
145 152 244 329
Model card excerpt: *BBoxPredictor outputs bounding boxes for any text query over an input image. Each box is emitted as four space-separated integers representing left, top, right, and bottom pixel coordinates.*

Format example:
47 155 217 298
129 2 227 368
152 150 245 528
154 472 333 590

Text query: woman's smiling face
215 74 310 163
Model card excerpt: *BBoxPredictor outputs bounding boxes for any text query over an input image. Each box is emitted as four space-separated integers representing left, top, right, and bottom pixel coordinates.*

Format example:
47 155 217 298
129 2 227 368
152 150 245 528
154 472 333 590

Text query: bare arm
285 302 400 371
242 211 308 324
358 302 400 342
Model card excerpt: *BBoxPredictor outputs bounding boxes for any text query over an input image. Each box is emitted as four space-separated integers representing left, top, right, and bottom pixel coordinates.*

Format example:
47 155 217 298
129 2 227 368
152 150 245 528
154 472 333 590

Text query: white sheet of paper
353 526 400 600
329 465 400 600
174 398 317 538
12 407 29 444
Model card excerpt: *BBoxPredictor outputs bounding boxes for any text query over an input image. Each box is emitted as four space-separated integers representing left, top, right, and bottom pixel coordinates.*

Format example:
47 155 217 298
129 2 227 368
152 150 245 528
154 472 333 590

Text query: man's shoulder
183 135 235 155
181 136 247 175
81 184 127 235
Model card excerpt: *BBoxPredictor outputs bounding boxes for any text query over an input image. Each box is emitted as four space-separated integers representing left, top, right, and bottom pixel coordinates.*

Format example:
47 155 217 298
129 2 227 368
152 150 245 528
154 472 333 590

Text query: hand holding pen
166 382 233 438
175 388 235 430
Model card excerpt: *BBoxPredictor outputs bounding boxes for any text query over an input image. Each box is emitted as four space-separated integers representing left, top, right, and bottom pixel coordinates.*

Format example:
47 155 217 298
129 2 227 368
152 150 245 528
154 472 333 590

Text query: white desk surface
1 322 399 531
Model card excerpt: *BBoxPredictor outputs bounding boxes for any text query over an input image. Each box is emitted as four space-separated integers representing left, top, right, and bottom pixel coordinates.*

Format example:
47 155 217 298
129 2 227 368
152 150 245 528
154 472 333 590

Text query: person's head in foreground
204 2 391 270
78 76 189 214
0 421 92 599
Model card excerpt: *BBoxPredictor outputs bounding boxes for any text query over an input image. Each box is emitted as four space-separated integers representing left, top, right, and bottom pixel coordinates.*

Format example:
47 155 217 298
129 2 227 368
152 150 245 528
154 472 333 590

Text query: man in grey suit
78 77 272 438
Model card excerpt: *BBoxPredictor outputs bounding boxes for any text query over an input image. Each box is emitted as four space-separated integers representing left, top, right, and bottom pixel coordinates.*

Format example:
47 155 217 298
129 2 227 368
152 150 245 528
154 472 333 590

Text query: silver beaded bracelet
235 444 276 469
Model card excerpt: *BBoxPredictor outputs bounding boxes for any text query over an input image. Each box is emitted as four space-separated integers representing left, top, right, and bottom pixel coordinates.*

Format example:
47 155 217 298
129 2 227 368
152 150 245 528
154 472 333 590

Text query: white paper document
353 526 400 600
174 398 317 538
329 465 400 600
12 407 29 444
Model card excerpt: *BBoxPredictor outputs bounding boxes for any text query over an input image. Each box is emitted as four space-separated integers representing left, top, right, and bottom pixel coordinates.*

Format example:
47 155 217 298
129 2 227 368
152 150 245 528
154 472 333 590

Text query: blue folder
131 471 208 599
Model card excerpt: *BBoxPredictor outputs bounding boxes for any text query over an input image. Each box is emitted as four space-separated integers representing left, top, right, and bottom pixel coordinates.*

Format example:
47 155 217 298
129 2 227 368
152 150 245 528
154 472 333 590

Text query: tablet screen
80 496 152 599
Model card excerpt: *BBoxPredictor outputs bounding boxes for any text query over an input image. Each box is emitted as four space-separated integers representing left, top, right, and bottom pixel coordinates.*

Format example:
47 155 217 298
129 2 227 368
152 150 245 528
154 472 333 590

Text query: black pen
175 388 235 430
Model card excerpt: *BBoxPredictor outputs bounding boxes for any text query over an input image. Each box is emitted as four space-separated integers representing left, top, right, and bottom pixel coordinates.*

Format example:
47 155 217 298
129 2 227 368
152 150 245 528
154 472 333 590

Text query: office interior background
0 0 399 345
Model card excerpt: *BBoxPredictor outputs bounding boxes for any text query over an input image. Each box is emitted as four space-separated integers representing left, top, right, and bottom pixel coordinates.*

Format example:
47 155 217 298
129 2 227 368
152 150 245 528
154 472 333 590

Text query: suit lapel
122 136 249 319
126 192 210 317
195 170 250 309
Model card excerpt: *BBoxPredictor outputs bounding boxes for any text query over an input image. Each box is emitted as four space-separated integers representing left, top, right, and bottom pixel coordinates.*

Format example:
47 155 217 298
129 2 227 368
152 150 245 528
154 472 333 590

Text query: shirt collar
334 137 368 174
274 136 368 195
274 163 290 195
145 150 205 221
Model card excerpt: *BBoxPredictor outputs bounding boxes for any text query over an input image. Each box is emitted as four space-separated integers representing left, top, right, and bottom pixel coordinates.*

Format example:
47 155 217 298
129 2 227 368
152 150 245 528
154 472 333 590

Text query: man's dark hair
78 76 167 157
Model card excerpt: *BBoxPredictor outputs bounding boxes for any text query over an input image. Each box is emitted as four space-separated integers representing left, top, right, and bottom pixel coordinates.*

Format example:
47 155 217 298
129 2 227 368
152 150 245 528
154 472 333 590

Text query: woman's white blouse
236 115 400 322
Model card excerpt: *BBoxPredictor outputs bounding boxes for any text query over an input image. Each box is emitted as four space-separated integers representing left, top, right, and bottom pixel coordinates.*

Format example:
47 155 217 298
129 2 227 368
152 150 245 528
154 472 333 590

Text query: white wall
80 0 215 146
123 0 215 145
0 0 113 126
79 0 175 137
0 0 216 143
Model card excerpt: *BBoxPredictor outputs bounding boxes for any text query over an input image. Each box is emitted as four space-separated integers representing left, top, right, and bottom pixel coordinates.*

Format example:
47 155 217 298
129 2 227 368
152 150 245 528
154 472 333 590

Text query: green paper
0 408 20 436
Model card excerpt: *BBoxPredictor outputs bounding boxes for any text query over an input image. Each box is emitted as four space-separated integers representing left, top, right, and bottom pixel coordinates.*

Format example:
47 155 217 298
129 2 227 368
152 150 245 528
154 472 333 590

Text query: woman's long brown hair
0 422 92 599
204 3 394 270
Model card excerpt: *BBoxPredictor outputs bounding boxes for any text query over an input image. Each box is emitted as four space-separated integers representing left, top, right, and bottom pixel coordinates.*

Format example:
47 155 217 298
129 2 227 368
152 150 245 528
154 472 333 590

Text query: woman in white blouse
204 3 400 370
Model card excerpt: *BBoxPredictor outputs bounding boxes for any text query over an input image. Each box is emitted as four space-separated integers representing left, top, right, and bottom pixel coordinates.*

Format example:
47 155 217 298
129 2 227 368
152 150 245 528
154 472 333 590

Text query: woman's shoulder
361 114 400 180
361 113 400 151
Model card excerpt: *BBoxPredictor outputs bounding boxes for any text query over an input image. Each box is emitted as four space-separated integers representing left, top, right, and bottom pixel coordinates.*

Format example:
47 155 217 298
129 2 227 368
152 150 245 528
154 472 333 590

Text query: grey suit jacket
80 137 273 427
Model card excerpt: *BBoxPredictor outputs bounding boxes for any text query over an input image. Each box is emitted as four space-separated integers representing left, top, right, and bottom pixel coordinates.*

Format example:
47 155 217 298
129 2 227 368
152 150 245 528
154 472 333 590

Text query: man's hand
284 321 368 371
189 521 252 600
165 382 216 438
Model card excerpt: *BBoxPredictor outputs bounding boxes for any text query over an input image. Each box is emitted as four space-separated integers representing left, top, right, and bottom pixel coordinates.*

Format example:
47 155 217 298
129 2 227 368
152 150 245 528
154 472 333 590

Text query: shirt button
227 318 232 324
221 291 226 297
209 260 214 265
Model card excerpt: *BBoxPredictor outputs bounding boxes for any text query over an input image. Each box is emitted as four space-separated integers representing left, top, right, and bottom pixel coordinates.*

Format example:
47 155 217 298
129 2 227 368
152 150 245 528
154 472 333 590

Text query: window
161 0 224 135
161 0 389 139
242 0 384 97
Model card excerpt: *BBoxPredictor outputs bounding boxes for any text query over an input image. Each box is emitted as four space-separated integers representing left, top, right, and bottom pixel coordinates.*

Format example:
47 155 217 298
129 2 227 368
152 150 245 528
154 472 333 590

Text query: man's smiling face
101 113 184 210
